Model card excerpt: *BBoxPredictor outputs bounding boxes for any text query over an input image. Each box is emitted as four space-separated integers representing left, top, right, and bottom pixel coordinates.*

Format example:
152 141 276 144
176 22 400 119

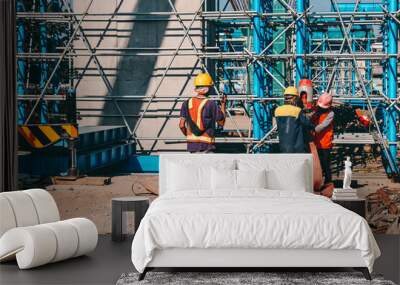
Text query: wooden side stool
111 196 150 242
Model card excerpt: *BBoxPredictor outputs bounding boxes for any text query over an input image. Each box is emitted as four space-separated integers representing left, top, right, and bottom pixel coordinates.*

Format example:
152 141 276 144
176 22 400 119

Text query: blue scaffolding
16 0 399 176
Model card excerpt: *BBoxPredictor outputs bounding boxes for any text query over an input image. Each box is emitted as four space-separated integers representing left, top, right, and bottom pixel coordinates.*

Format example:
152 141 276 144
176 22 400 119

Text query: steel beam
386 0 399 173
16 1 26 124
365 30 371 97
39 0 48 123
321 32 327 91
351 40 356 97
252 0 267 142
119 155 159 173
295 0 306 84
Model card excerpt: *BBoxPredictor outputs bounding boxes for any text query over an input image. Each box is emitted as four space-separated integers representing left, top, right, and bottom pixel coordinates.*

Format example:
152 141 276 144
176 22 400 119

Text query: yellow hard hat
194 73 213 87
284 86 299 97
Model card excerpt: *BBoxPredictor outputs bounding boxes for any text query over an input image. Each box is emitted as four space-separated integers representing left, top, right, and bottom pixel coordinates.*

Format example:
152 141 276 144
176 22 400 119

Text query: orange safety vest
186 97 214 144
312 111 334 149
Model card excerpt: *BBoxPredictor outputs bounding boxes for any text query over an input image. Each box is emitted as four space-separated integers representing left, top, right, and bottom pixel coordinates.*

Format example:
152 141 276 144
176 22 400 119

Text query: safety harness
185 98 214 143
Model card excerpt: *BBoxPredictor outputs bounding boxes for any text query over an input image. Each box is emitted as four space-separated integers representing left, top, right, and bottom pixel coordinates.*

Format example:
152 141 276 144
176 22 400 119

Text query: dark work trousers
318 148 332 184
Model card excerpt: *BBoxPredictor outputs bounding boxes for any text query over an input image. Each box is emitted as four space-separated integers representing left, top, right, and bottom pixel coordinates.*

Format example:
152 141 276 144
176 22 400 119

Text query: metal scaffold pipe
16 51 400 60
15 0 400 177
16 1 26 124
251 0 267 142
387 0 399 173
295 0 306 85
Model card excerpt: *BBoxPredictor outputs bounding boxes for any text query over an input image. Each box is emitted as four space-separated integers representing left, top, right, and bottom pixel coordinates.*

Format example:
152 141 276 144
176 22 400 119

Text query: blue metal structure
16 0 399 176
365 31 371 96
78 126 130 150
387 0 398 172
16 1 26 125
19 142 135 176
252 0 267 142
321 32 327 92
351 40 356 97
119 155 160 173
39 0 48 124
17 0 74 126
295 0 306 85
15 0 133 176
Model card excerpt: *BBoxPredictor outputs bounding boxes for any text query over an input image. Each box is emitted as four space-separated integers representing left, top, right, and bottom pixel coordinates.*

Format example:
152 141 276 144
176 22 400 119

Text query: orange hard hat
299 79 313 87
298 79 313 109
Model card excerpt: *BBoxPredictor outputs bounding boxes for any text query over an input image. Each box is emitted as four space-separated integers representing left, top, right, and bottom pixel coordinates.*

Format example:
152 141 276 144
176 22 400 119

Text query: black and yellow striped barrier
18 124 79 149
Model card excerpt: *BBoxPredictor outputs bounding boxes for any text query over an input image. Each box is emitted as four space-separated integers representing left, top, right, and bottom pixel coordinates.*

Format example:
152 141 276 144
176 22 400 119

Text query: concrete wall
73 0 203 152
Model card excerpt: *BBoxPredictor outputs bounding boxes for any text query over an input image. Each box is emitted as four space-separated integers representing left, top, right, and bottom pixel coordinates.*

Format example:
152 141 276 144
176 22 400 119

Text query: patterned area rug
116 271 395 285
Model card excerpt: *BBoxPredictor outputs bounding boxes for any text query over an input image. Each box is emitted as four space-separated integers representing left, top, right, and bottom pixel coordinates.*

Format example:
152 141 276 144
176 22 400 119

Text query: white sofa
0 189 98 269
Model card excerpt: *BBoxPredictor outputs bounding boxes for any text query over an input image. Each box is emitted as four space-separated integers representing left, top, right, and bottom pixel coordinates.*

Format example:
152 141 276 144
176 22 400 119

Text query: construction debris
367 186 400 234
51 176 112 186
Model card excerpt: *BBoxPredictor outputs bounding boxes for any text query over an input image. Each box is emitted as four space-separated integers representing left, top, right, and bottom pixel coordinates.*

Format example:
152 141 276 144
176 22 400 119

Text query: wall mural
367 187 400 234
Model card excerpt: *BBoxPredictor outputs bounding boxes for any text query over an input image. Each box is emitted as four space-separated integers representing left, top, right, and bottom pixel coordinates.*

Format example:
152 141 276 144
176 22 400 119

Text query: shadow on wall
100 0 175 128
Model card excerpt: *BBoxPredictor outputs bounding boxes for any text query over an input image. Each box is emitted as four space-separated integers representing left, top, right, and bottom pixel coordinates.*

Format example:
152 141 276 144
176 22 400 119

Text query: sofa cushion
0 196 17 237
65 218 98 257
24 189 60 224
42 221 79 262
1 192 39 227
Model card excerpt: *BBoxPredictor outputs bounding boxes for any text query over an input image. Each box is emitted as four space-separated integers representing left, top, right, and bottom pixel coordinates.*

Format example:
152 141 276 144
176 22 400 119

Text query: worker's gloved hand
220 94 227 105
304 109 313 117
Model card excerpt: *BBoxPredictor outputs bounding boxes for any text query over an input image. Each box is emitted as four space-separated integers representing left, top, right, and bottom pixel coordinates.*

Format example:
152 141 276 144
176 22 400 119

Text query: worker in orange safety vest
311 92 335 184
179 73 227 153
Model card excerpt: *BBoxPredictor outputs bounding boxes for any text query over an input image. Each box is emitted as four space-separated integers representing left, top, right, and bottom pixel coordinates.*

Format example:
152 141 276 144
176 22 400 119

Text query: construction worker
311 92 335 184
298 78 316 152
298 79 313 110
275 86 315 153
179 73 227 153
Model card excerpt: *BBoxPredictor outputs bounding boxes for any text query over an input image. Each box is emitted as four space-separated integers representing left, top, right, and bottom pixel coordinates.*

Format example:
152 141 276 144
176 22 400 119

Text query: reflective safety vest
186 97 214 144
312 111 334 149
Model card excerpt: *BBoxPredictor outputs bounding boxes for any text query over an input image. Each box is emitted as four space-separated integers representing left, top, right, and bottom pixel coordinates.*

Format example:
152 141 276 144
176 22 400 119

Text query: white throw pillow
238 159 308 191
236 169 267 189
266 161 307 191
211 168 236 191
167 160 236 192
167 162 196 191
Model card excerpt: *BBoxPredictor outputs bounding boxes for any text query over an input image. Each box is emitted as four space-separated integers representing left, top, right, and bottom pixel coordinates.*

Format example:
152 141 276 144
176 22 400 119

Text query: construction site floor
46 174 158 234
